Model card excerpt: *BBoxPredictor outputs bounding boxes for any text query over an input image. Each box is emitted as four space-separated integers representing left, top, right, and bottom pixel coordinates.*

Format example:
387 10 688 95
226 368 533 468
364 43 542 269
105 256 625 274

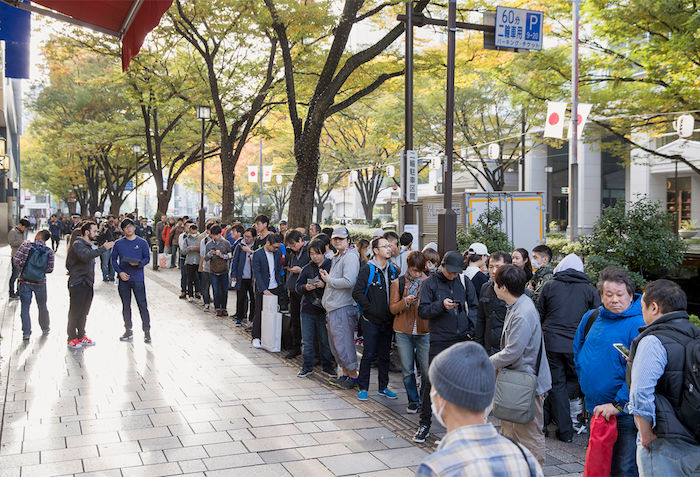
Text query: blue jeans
301 312 333 370
357 318 392 392
101 249 114 280
179 257 186 292
612 414 639 477
9 263 20 295
200 271 211 305
19 282 49 335
210 273 228 311
637 436 700 476
118 280 151 331
395 332 430 405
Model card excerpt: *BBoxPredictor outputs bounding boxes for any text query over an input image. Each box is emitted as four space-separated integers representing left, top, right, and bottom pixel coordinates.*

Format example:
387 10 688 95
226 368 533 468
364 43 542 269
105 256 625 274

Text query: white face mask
430 390 446 428
531 259 540 269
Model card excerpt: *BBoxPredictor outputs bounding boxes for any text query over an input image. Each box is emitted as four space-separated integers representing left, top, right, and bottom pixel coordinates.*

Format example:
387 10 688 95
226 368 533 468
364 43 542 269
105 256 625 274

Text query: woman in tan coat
389 251 430 414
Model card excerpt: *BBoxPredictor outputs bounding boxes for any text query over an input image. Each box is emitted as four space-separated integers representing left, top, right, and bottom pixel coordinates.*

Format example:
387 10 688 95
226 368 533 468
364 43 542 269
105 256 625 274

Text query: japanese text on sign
406 150 418 203
495 6 543 51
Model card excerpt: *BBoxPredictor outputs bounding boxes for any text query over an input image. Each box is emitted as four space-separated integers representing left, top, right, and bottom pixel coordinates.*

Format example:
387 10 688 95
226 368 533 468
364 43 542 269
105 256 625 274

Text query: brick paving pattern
0 245 586 476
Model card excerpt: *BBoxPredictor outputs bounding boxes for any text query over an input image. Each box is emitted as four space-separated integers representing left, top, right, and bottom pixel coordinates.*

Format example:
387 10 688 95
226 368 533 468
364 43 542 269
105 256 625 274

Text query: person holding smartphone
389 251 430 414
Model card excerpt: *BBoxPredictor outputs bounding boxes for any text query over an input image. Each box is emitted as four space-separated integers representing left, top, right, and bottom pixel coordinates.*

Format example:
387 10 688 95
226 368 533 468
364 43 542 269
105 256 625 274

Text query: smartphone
613 343 630 359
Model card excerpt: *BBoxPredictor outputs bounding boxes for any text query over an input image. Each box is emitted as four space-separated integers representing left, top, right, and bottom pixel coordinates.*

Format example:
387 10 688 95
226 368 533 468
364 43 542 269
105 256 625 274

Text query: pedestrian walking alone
8 218 29 299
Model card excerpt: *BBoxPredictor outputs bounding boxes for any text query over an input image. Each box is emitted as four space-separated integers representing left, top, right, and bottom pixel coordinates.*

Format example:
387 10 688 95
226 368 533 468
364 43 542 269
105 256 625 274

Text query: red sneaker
80 335 96 346
67 338 82 349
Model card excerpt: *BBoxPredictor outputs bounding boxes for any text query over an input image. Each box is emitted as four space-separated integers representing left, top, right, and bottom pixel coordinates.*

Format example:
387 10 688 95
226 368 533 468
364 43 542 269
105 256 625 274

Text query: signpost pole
402 1 415 229
437 0 458 256
568 0 579 242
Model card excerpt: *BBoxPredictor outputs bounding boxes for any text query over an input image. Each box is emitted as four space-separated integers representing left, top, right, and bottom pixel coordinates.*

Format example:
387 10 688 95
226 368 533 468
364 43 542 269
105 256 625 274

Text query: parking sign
495 6 543 51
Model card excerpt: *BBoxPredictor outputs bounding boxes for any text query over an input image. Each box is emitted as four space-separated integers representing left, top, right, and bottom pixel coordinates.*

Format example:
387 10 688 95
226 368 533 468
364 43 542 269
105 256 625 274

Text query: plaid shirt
13 240 55 283
416 424 543 477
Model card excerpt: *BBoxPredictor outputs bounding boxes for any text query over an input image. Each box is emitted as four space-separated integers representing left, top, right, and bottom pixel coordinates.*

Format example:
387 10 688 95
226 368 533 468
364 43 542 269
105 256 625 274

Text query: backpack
21 243 50 283
583 308 600 340
678 337 700 441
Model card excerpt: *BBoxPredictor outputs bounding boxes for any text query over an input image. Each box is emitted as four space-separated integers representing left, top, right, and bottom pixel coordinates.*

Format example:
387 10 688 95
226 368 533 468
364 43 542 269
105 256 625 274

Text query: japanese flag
544 101 567 139
569 103 592 138
248 166 259 183
263 166 273 183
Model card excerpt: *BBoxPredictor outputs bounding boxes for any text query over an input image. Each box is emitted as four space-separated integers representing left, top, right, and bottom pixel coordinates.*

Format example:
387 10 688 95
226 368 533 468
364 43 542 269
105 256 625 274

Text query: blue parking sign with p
525 12 540 42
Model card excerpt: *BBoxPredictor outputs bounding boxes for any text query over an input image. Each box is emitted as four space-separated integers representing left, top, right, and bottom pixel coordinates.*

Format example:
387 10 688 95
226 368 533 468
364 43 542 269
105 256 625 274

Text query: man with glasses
251 234 283 348
475 251 512 356
321 227 361 389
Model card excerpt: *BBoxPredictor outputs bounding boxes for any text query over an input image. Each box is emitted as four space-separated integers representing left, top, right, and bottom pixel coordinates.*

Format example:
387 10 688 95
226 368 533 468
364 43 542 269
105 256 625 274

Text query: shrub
690 314 699 328
370 217 383 228
457 207 512 254
349 228 373 243
579 196 686 280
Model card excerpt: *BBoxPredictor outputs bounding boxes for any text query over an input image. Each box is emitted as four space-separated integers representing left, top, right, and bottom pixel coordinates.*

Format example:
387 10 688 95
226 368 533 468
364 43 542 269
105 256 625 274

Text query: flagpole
568 0 579 243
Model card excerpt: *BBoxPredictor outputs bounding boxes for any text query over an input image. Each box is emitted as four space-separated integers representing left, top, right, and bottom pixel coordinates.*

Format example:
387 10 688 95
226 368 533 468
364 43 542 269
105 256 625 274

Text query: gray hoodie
490 294 552 395
322 246 360 313
182 234 201 265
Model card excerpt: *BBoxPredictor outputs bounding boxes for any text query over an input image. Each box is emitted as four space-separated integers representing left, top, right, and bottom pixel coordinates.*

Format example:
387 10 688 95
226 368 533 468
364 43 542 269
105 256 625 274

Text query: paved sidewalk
0 245 586 476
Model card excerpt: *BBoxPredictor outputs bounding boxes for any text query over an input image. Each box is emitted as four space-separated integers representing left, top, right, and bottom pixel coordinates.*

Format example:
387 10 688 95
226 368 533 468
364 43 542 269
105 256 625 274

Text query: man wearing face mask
527 245 554 302
416 342 542 477
413 251 478 443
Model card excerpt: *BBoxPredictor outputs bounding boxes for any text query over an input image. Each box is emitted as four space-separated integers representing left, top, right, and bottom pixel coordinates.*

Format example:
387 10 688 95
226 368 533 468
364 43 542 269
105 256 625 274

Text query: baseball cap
442 251 464 273
331 226 349 239
120 218 135 229
468 242 489 256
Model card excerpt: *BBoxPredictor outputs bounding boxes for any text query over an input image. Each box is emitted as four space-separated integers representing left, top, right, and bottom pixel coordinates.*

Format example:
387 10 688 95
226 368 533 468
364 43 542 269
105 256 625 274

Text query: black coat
471 271 489 298
295 259 331 315
536 269 600 353
418 270 478 344
286 243 310 293
475 281 508 356
352 261 398 328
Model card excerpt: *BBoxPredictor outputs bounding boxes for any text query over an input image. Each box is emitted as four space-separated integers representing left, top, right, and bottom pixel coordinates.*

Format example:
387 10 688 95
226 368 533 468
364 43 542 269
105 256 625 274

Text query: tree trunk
220 145 236 223
67 199 77 215
315 200 323 223
362 201 374 222
109 196 124 216
157 189 172 216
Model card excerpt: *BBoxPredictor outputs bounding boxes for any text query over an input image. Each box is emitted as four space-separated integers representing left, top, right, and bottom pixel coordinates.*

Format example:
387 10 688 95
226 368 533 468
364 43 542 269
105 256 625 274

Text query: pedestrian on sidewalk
48 215 62 252
475 251 512 356
251 234 283 347
8 218 29 299
537 254 600 441
155 214 167 253
416 341 543 477
628 280 700 476
295 238 334 378
285 230 309 359
321 227 361 390
97 217 116 282
491 264 552 467
527 245 554 302
112 218 152 343
66 221 114 349
231 227 256 326
389 250 430 414
14 229 54 340
198 222 214 311
183 224 201 302
253 214 271 250
204 225 233 317
353 236 400 402
414 251 478 443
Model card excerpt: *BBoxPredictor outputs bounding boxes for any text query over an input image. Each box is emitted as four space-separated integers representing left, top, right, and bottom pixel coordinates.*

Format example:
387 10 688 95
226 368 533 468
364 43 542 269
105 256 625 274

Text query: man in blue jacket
112 218 152 343
251 234 283 348
574 266 645 477
231 227 256 326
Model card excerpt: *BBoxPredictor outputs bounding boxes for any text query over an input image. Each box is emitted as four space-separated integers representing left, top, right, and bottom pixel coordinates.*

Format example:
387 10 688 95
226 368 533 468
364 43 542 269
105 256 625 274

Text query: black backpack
679 337 700 441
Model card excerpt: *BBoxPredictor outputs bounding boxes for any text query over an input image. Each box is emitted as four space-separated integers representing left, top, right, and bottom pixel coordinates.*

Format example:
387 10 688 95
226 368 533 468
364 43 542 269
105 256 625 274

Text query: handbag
210 255 228 274
492 336 543 424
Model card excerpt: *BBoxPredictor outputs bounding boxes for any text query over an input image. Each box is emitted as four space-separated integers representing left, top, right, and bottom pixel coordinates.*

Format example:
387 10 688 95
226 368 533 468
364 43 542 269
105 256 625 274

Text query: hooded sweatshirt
183 233 201 265
573 295 645 413
322 246 360 313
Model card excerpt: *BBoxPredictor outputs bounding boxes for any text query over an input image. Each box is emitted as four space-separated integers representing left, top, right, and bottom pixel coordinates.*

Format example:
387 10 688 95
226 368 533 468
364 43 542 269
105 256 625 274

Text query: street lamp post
196 105 211 230
132 145 142 217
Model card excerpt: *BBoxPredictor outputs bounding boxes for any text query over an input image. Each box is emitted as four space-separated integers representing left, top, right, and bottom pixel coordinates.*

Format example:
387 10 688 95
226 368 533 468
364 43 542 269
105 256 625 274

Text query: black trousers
51 235 60 251
288 290 302 351
253 286 282 340
419 340 460 428
67 283 94 341
185 264 199 297
545 350 578 440
236 278 255 321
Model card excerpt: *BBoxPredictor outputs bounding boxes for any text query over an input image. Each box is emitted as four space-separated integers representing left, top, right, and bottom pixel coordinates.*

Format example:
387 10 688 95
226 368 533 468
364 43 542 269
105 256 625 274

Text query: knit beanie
428 341 495 411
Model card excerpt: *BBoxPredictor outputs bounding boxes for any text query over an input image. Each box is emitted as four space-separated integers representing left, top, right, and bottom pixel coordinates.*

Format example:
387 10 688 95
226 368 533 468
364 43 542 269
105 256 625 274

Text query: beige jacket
8 227 24 257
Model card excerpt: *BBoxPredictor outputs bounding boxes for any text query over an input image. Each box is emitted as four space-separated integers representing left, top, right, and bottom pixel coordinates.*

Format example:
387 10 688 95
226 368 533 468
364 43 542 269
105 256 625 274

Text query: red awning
1 0 173 70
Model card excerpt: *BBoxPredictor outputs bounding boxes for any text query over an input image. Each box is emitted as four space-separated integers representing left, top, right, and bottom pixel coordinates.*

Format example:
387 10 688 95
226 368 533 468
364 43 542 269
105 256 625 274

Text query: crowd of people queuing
8 209 700 476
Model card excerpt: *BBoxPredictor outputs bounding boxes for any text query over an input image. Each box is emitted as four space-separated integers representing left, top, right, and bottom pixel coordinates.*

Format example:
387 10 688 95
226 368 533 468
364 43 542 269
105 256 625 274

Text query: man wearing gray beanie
416 342 542 476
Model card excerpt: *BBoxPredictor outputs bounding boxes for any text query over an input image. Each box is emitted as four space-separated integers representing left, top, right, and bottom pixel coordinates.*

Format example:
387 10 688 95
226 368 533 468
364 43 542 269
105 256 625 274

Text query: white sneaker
204 304 210 311
187 296 193 302
252 338 262 349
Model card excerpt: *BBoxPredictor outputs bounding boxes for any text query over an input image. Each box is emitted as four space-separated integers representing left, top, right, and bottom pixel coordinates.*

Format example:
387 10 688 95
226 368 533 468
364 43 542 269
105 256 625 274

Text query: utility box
465 191 546 252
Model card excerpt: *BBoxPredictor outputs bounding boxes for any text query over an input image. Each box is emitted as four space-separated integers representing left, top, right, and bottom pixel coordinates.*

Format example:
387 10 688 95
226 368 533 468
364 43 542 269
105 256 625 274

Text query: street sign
406 150 418 203
125 180 134 191
495 6 543 51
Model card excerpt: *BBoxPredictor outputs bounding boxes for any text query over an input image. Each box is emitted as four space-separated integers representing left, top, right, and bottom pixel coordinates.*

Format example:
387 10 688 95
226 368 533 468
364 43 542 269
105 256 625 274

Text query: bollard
152 245 159 271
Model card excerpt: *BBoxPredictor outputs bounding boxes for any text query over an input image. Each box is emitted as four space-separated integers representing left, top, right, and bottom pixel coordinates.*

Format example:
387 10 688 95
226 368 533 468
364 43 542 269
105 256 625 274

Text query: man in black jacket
66 221 114 349
284 230 309 359
475 251 511 356
352 237 400 402
537 254 600 442
413 251 478 443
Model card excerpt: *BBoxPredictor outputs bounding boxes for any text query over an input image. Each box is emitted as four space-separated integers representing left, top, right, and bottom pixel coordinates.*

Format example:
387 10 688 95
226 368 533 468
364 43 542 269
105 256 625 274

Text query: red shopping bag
584 414 618 477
